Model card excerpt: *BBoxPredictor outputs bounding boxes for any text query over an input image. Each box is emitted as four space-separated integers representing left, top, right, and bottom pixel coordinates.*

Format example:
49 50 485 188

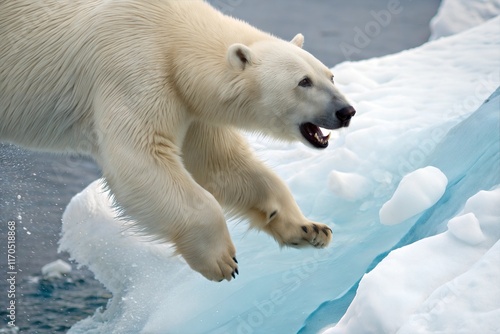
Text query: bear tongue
300 122 330 149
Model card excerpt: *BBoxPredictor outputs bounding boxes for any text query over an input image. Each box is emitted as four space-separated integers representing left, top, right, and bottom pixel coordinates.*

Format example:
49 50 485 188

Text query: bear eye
298 77 312 88
330 75 334 83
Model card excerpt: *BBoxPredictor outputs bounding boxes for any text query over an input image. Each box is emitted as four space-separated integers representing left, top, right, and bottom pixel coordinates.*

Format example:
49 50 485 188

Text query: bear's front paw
177 232 239 282
293 222 332 248
268 219 333 249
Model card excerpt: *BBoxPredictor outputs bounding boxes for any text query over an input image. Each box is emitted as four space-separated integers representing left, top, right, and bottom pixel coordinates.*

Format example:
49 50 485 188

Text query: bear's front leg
173 203 239 281
183 123 332 249
96 112 238 281
248 190 333 249
242 171 333 249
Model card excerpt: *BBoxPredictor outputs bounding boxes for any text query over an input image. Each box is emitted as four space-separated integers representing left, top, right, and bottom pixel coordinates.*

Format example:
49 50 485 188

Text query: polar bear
0 0 355 282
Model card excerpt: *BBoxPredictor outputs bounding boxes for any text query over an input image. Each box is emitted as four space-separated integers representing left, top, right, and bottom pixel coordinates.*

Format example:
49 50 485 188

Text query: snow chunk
328 171 371 201
461 189 500 239
447 213 486 245
41 259 72 278
379 166 448 225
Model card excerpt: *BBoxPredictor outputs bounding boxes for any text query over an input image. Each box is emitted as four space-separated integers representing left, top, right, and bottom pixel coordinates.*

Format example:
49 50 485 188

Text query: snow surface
379 166 448 225
59 10 500 334
429 0 500 40
324 187 500 334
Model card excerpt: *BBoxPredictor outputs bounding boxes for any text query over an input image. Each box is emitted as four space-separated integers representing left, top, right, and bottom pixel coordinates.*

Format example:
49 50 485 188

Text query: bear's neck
161 1 275 128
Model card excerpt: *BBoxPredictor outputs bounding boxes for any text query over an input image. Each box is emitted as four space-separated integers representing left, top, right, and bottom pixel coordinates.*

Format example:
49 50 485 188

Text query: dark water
0 0 440 332
0 145 106 333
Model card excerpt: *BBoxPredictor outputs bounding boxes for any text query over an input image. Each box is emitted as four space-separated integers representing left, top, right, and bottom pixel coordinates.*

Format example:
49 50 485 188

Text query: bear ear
290 33 304 48
227 43 254 71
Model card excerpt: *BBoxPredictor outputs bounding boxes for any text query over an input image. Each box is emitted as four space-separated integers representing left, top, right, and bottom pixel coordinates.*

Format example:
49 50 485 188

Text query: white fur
0 0 350 281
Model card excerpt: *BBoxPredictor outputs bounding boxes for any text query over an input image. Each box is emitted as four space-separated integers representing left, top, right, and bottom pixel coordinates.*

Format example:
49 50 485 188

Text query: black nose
336 106 356 122
336 106 356 127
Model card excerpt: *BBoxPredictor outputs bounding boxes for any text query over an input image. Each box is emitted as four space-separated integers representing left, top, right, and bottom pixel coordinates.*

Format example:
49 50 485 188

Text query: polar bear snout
298 104 355 149
335 106 356 127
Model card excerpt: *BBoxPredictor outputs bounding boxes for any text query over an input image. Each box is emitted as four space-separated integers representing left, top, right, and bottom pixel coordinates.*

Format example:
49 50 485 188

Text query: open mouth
299 122 331 149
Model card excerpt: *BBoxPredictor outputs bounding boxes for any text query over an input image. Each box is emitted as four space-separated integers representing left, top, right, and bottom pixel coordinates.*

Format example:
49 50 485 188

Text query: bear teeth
319 127 331 138
300 122 330 149
314 131 330 144
314 133 330 145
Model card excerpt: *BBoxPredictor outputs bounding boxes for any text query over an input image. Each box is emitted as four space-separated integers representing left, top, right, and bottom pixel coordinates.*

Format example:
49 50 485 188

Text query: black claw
312 224 320 234
231 272 236 279
322 227 330 236
291 242 299 246
301 226 308 233
233 257 238 264
235 268 239 275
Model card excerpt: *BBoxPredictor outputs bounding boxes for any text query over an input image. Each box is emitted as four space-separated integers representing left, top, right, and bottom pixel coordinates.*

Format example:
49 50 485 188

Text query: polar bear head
226 34 355 149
